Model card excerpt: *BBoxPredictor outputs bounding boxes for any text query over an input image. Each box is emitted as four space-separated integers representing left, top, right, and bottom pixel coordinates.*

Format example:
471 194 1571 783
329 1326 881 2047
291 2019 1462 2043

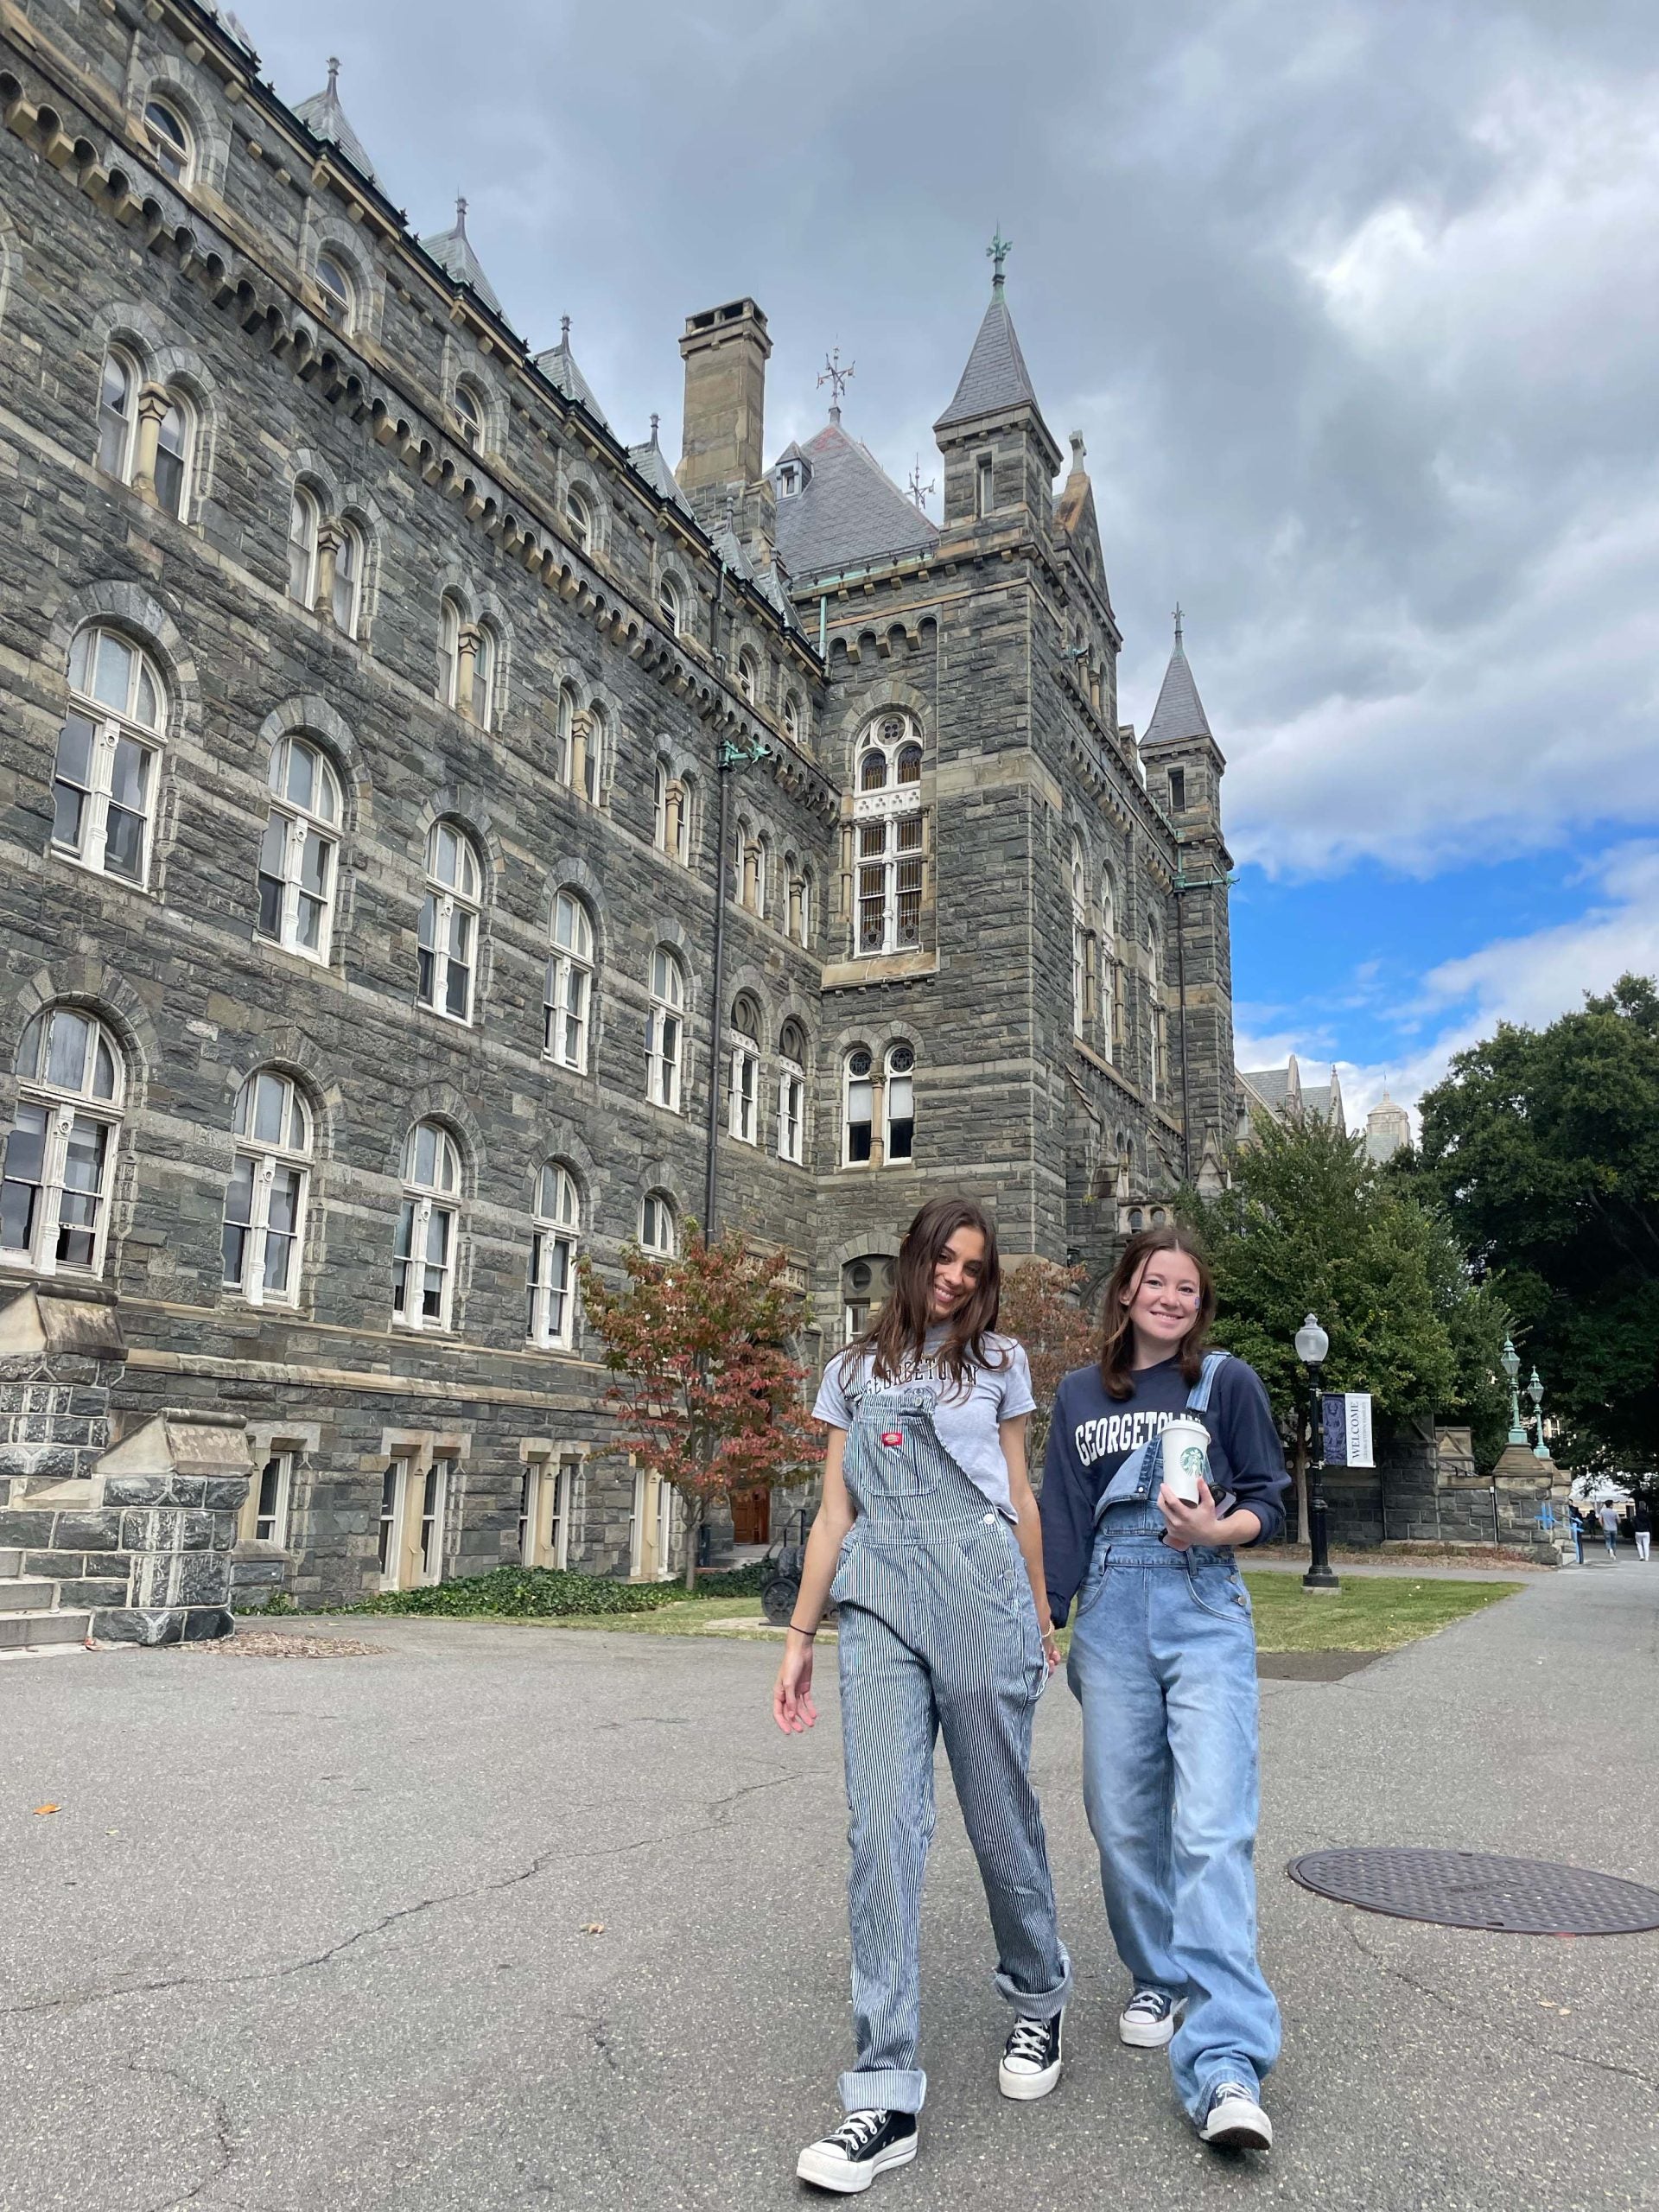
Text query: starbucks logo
1180 1446 1206 1478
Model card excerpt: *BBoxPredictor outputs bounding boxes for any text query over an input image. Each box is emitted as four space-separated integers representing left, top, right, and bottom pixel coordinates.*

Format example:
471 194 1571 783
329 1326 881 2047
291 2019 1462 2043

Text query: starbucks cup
1160 1417 1211 1508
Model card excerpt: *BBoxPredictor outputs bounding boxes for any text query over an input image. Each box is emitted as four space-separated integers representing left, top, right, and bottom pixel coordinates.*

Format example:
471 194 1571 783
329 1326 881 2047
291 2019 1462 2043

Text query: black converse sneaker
1118 1987 1183 2048
1198 2080 1273 2151
998 2007 1065 2100
797 2109 918 2193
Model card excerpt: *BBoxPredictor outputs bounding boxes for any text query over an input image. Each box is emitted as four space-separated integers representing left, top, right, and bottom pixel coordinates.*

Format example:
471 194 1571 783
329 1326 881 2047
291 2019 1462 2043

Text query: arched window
646 946 685 1112
1071 840 1097 1039
453 382 482 448
736 650 759 703
654 762 669 849
565 486 593 555
474 620 499 732
222 1069 310 1307
418 821 482 1023
1 1006 123 1276
287 487 321 607
677 773 697 865
855 713 925 956
393 1120 461 1332
778 1017 806 1166
658 573 683 635
658 762 690 860
52 626 165 887
842 1254 895 1342
97 348 140 481
315 251 355 330
332 518 364 638
793 868 813 948
579 704 604 804
1147 920 1168 1101
729 994 760 1147
143 98 193 183
152 389 193 519
639 1189 677 1257
781 692 802 746
437 593 463 708
527 1161 581 1349
755 833 772 920
884 1042 916 1163
843 1046 874 1166
258 735 342 960
544 890 594 1071
1102 865 1120 1062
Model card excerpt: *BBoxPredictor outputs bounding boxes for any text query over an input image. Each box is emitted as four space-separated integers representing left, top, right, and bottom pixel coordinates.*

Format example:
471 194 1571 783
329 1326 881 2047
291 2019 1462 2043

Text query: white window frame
639 1190 677 1257
332 518 364 638
315 251 355 331
527 1162 580 1350
729 1031 759 1146
438 594 462 707
143 96 194 183
152 389 194 521
474 623 499 732
544 891 594 1071
842 1047 874 1167
658 574 683 635
378 1452 452 1590
1 1007 123 1280
393 1122 461 1333
453 383 483 449
736 651 759 703
257 736 342 963
417 821 482 1026
51 626 165 889
646 947 684 1113
565 486 594 554
288 486 321 608
221 1069 311 1308
519 1452 575 1569
97 346 140 482
240 1449 294 1546
1102 869 1119 1062
884 1043 916 1165
853 718 924 956
777 1031 805 1166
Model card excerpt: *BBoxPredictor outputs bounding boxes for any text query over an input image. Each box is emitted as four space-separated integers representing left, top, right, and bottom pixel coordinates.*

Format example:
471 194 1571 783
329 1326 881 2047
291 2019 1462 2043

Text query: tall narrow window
51 627 164 887
257 736 341 961
453 383 482 448
843 1047 874 1166
417 821 482 1024
1168 767 1186 814
581 706 604 804
778 1018 806 1166
221 1069 311 1307
853 714 925 955
976 450 995 518
332 520 364 637
239 1451 294 1546
519 1454 575 1567
315 251 355 329
287 488 321 607
565 486 593 554
654 762 668 852
736 651 759 703
437 594 462 708
639 1190 677 1256
646 946 684 1112
658 574 683 634
378 1454 450 1589
885 1043 915 1163
729 995 760 1147
1 1007 123 1277
393 1121 461 1332
143 99 194 183
782 693 802 745
152 392 192 519
1070 842 1096 1038
97 349 139 480
544 891 594 1070
527 1161 581 1349
474 623 499 732
1102 867 1120 1063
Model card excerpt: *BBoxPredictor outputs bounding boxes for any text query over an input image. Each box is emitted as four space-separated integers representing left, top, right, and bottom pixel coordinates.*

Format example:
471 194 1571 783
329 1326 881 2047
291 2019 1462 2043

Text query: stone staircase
0 1543 92 1656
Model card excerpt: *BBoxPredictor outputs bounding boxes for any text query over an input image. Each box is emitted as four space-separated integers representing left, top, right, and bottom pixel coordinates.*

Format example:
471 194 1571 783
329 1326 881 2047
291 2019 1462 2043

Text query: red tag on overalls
881 1431 904 1447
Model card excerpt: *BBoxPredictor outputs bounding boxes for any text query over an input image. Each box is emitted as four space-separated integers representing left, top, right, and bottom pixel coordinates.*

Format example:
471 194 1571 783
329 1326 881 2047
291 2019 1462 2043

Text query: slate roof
295 59 379 185
936 280 1040 430
771 416 938 581
626 416 690 514
1239 1065 1293 1109
536 319 609 429
1142 625 1214 747
420 200 501 317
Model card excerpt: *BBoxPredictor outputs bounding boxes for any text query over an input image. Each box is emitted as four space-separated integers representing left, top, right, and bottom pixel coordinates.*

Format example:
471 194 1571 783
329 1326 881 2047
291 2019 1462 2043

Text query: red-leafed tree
576 1225 820 1590
999 1258 1098 1466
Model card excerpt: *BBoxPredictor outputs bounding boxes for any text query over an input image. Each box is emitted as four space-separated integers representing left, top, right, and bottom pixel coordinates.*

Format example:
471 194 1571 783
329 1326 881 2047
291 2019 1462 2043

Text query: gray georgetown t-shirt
812 1326 1037 1522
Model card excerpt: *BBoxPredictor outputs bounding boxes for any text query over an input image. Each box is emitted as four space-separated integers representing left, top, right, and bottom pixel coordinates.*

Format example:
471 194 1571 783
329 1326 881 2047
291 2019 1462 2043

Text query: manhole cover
1287 1847 1659 1935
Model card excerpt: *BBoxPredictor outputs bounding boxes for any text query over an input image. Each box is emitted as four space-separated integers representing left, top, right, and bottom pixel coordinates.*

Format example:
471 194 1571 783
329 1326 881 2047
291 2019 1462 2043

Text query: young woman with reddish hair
1040 1225 1288 2154
774 1195 1069 2194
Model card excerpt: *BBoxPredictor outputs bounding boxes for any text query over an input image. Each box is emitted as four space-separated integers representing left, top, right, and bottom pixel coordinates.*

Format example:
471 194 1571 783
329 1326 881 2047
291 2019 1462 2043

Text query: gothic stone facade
0 0 1236 1617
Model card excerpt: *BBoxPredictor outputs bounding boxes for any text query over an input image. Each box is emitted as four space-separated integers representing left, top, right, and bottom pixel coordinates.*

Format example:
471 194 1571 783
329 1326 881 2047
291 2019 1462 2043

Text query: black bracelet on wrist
786 1622 817 1640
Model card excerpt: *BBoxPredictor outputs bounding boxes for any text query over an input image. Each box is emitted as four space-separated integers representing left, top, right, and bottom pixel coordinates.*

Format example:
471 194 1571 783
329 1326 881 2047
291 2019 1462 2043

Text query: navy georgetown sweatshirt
1039 1353 1290 1625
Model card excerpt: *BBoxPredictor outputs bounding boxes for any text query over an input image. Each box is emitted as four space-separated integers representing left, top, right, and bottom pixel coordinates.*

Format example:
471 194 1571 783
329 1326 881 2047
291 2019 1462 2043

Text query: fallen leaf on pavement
33 1804 60 1815
581 1923 607 1936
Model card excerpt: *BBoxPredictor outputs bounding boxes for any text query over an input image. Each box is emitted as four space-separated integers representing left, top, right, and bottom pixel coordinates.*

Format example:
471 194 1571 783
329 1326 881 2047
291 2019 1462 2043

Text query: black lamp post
1295 1313 1340 1593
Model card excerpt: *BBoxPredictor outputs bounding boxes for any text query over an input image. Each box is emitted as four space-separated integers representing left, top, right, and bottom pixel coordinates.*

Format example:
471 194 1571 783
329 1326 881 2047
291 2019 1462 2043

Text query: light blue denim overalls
1065 1350 1281 2120
829 1379 1071 2114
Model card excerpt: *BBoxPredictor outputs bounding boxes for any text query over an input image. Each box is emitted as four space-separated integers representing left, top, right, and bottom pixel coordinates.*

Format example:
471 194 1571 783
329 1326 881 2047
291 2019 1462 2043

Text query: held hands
772 1631 818 1733
1159 1474 1229 1551
1040 1625 1063 1676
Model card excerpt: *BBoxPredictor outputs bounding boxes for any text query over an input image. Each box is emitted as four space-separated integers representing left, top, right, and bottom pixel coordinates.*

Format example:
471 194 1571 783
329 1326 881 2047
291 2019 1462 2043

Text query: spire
1142 607 1213 747
535 315 610 429
295 54 381 185
935 249 1042 433
420 194 502 316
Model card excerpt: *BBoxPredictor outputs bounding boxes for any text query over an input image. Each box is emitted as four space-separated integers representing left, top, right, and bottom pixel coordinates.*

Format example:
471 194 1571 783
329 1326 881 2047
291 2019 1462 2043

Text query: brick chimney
677 298 772 529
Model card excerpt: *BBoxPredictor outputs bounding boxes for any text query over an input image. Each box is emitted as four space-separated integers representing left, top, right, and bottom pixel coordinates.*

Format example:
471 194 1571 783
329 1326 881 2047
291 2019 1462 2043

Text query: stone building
0 0 1239 1631
1236 1052 1347 1143
1364 1092 1411 1161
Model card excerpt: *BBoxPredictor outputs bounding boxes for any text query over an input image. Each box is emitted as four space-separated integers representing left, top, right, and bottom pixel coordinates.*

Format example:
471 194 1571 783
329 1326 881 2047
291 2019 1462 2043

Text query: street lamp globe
1500 1335 1520 1385
1295 1314 1329 1367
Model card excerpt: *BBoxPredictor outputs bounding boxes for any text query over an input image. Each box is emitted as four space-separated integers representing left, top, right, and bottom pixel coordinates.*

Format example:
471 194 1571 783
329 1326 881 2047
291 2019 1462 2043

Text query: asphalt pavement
2 1564 1656 2211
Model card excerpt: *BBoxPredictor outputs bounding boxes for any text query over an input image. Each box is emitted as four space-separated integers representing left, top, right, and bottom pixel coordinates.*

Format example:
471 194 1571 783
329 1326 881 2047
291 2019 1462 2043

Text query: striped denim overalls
829 1380 1071 2114
1066 1351 1281 2119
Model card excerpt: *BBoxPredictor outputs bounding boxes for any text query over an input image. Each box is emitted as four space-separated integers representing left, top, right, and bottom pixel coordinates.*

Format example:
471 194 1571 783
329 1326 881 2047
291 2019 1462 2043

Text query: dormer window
777 461 804 497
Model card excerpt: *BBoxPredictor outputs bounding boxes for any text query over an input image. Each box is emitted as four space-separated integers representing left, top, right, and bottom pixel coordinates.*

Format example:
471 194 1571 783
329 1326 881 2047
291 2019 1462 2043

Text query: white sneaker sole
1200 2098 1273 2152
1118 2003 1182 2049
998 2056 1062 2101
797 2137 918 2193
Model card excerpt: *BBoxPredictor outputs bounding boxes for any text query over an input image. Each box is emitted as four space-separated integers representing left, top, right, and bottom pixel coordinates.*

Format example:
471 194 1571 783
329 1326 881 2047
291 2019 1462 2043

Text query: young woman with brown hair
1039 1224 1288 2153
774 1195 1069 2193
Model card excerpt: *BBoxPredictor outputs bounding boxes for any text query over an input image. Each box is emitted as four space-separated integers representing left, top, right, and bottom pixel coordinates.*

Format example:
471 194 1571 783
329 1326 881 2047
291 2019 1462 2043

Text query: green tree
1183 1113 1507 1536
1407 973 1659 1473
576 1225 821 1590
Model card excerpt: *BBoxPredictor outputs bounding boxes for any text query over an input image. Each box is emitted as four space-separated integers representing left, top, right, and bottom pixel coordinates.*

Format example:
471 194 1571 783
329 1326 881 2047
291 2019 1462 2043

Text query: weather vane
988 226 1013 285
906 455 936 512
817 345 855 419
1172 601 1184 643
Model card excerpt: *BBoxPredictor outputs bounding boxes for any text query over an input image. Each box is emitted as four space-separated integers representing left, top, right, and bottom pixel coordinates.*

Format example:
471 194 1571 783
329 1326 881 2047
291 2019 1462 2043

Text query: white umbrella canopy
1569 1475 1635 1509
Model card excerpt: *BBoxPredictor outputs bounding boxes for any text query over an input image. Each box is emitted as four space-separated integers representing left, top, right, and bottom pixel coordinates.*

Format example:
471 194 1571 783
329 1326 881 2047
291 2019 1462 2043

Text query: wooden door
732 1487 770 1545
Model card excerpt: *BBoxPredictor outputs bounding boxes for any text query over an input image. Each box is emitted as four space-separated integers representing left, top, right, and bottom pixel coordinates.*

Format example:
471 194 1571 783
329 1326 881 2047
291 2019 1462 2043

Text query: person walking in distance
1600 1502 1622 1559
1040 1227 1288 2154
1569 1505 1586 1566
1634 1497 1651 1563
773 1196 1069 2194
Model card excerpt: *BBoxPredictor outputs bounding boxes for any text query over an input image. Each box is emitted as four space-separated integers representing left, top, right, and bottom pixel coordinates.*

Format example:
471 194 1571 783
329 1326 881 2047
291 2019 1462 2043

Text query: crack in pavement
0 1764 834 2027
117 2056 238 2212
1345 1916 1659 2089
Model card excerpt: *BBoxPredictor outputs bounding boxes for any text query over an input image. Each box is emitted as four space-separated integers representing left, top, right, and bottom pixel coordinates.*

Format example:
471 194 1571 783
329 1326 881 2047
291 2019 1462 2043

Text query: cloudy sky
246 0 1658 1123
